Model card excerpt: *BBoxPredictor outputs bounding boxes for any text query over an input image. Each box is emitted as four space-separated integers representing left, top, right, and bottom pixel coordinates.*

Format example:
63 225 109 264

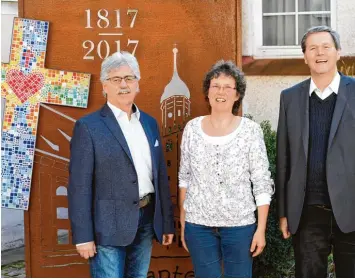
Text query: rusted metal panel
21 0 242 277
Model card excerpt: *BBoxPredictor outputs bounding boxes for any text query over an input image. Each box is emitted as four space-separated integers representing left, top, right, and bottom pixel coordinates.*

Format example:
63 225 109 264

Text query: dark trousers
292 205 355 278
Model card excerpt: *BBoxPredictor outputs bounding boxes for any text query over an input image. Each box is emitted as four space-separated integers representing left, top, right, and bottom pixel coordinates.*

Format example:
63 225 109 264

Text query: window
254 0 336 58
57 229 69 245
56 207 68 219
56 186 67 196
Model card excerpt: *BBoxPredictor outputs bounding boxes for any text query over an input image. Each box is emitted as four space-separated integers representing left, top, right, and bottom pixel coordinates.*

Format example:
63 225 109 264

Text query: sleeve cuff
178 180 188 188
255 193 272 206
163 221 175 234
76 242 91 246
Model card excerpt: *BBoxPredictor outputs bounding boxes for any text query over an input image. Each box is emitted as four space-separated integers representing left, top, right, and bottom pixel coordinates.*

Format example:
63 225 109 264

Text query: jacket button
133 201 138 205
132 180 137 184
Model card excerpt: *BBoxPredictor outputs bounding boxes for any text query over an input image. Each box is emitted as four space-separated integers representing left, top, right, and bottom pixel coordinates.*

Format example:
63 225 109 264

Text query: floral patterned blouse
179 116 274 227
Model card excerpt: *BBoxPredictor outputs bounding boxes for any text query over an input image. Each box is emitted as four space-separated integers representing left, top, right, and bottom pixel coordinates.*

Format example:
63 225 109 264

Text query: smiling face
102 65 139 109
208 74 239 114
304 31 340 76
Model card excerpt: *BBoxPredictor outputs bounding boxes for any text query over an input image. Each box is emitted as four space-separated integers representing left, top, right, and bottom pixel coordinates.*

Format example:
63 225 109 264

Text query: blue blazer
68 104 175 246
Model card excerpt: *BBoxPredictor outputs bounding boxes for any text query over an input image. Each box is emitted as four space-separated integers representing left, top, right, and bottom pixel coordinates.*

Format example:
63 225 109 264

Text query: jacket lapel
328 75 350 150
100 104 134 164
301 79 311 159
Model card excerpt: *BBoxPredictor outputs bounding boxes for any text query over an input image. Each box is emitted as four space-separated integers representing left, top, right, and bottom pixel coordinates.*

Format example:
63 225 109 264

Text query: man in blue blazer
68 51 175 278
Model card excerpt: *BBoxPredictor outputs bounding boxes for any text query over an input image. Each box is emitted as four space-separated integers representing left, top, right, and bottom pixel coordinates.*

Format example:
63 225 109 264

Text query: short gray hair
203 60 246 115
301 26 341 53
100 51 141 82
100 51 140 97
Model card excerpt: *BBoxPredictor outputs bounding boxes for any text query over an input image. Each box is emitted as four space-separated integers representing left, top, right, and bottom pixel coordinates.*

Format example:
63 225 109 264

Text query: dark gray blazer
276 74 355 234
68 104 175 246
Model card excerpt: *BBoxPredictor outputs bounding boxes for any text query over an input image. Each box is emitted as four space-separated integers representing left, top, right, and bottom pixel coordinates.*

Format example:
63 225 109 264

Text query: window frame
253 0 337 59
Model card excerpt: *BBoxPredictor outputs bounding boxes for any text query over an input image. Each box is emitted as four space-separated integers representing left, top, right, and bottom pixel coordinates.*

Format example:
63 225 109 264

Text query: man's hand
279 217 291 239
76 241 97 259
250 229 266 257
162 234 174 245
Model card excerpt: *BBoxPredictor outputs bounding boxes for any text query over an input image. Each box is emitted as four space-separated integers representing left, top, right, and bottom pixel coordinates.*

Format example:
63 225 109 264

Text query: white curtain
298 0 330 12
263 0 331 46
263 0 296 45
298 0 331 43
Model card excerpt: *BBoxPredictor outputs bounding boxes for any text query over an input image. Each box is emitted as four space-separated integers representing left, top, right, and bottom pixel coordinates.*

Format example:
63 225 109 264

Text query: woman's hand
179 188 189 252
250 228 266 257
180 220 189 252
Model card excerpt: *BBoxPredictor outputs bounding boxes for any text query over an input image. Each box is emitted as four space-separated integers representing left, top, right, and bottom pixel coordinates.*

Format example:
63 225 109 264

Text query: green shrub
252 120 295 278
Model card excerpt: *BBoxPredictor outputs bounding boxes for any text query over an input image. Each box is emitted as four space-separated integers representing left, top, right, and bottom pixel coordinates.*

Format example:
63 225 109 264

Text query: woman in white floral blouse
179 60 274 278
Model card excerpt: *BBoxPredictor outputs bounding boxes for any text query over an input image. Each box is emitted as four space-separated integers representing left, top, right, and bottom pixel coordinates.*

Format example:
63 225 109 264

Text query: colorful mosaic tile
1 18 91 210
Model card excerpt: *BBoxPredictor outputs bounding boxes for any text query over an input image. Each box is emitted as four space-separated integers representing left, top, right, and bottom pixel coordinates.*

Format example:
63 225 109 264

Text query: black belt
139 193 153 208
314 205 332 212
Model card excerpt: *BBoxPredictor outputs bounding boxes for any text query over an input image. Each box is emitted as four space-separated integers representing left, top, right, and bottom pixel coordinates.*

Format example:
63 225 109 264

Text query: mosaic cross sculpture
1 18 91 210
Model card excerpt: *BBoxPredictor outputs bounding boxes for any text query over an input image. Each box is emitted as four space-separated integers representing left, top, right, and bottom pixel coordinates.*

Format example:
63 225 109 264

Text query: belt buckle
139 194 150 208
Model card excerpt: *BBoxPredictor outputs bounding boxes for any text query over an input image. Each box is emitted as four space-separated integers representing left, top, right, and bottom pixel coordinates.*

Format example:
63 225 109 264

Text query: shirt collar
107 101 140 120
309 72 341 96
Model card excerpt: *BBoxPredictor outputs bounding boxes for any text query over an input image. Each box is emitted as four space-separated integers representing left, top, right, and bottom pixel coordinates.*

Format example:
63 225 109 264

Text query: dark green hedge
252 119 295 278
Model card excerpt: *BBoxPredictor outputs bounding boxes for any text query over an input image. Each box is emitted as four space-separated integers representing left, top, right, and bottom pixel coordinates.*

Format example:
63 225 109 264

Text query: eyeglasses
210 85 236 93
106 75 137 85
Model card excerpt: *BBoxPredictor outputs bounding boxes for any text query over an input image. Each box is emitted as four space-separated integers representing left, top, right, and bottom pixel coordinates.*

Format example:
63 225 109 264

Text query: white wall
242 0 254 57
1 0 24 251
337 0 355 55
242 0 355 57
1 1 17 62
1 209 24 251
244 76 307 129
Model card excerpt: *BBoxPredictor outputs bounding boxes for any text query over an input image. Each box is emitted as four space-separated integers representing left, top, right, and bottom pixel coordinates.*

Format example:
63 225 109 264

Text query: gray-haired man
68 51 175 278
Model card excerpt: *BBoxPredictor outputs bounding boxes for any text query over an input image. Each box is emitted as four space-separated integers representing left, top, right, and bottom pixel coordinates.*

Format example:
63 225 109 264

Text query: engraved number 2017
83 40 139 60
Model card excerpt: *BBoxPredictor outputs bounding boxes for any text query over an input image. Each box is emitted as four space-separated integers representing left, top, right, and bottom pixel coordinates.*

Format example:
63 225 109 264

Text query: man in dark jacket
276 26 355 278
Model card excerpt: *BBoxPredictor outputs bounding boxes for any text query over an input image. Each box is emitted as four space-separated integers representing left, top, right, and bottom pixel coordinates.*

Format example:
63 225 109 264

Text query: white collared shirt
107 101 155 198
309 72 341 100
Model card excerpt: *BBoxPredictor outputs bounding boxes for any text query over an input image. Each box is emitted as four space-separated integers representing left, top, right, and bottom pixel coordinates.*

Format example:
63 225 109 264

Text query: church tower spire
160 46 190 103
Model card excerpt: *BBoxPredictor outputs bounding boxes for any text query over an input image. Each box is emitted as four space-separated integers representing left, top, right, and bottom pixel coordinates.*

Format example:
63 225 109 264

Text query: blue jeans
184 222 256 278
90 203 154 278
